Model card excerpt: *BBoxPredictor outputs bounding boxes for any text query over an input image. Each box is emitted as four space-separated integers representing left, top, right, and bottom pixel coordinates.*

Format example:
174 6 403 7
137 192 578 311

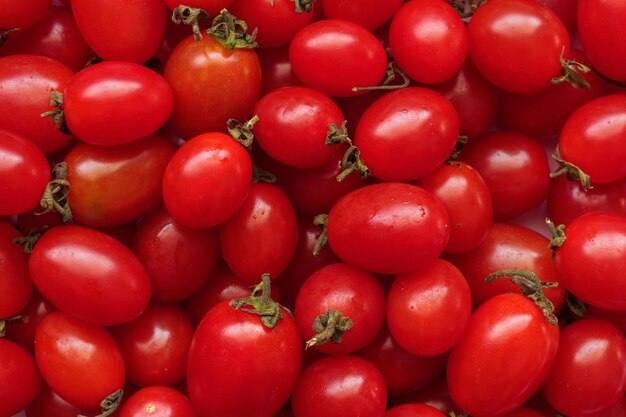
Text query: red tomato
0 222 33 320
553 212 626 311
542 319 626 417
354 87 459 182
0 54 74 154
162 132 252 229
384 403 446 417
289 19 387 97
35 312 125 410
132 206 219 302
326 182 450 274
558 94 626 185
502 407 547 417
416 161 493 254
120 386 197 417
71 0 165 63
0 338 41 417
219 182 298 283
387 259 472 357
29 225 152 325
5 291 56 352
253 86 344 168
257 46 302 95
392 375 462 415
63 62 173 145
468 0 570 93
26 383 110 417
389 0 468 84
291 355 387 417
294 262 386 354
539 0 578 34
0 0 51 30
164 0 235 16
111 303 194 388
322 0 404 30
447 293 560 416
164 34 261 139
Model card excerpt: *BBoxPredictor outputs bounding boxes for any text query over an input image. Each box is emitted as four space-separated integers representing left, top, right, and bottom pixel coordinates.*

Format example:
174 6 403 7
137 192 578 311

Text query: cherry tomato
389 0 468 84
71 0 166 63
326 182 450 274
540 0 578 34
291 355 387 417
29 225 152 325
63 62 173 145
289 19 387 97
0 54 74 154
384 403 446 417
354 87 459 182
542 319 626 417
447 293 560 416
35 311 125 409
387 259 472 357
120 386 197 417
0 338 41 417
467 0 570 93
5 291 56 352
553 212 626 311
392 375 462 416
322 0 404 31
1 221 34 320
0 0 51 30
162 132 252 229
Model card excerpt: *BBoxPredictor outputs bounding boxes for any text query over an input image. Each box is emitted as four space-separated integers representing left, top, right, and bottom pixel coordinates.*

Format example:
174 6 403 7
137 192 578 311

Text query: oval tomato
4 290 56 352
0 338 41 417
384 403 446 417
120 386 197 417
0 222 34 320
0 0 51 30
322 0 404 30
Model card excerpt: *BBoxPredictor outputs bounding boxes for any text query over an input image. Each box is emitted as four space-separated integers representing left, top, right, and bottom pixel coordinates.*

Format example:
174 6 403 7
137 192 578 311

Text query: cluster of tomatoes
1 0 626 416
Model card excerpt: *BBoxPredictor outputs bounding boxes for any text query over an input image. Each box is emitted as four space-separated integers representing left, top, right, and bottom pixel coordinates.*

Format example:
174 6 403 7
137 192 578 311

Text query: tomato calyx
252 163 277 184
292 0 316 13
229 274 287 328
40 91 71 135
227 115 259 150
12 226 49 254
311 213 328 257
449 412 470 417
206 9 258 49
449 135 469 160
352 48 410 93
449 0 487 19
546 218 567 252
551 47 591 90
38 162 72 224
485 269 559 325
550 148 592 191
0 28 19 47
172 5 210 41
566 292 587 318
77 389 124 417
305 309 354 349
326 121 371 182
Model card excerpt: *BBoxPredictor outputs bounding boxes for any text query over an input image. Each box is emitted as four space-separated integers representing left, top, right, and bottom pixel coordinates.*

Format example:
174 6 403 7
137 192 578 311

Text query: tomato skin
578 0 626 82
542 319 626 417
447 293 560 417
257 46 302 95
26 383 106 417
501 407 546 417
111 303 194 388
164 35 261 139
71 0 165 63
0 54 75 154
553 213 626 311
416 161 493 254
0 222 34 319
0 0 51 30
35 312 125 410
355 87 459 182
29 225 152 326
387 259 472 357
327 182 451 274
559 94 626 184
291 355 387 417
253 86 344 169
162 132 252 229
5 291 56 353
389 0 468 84
384 403 446 417
392 375 462 415
219 183 298 283
133 207 219 302
0 338 41 417
64 62 173 145
187 301 302 417
289 19 387 97
120 386 197 417
322 0 404 31
467 0 570 93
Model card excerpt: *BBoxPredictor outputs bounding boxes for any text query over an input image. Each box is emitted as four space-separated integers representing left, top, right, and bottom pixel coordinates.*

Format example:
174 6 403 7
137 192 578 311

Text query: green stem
229 274 285 328
352 48 410 92
41 91 71 135
546 218 567 252
305 309 353 349
566 292 587 318
293 0 316 13
227 114 259 149
325 121 370 181
252 163 277 184
206 9 258 49
12 226 49 254
550 148 592 191
78 389 123 417
312 214 328 257
0 28 20 46
37 163 72 224
551 46 591 90
171 5 210 41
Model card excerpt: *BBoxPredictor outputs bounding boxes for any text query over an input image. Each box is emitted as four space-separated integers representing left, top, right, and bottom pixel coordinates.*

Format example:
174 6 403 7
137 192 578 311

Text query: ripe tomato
0 0 51 30
291 355 387 417
220 182 298 283
389 0 468 84
257 46 301 95
384 403 446 417
26 383 106 417
326 182 450 274
162 132 252 229
133 206 219 302
542 319 626 417
71 0 166 63
63 62 173 145
502 407 546 417
553 212 626 311
164 34 261 139
355 87 459 182
447 293 560 417
35 311 125 410
392 375 462 415
0 338 41 417
0 54 74 154
289 19 387 97
386 259 472 357
467 0 570 93
120 386 197 417
29 225 152 326
5 291 56 352
322 0 404 30
0 222 33 319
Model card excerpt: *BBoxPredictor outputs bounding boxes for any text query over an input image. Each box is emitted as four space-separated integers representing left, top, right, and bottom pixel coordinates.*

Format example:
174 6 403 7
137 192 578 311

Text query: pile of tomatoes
1 0 626 416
